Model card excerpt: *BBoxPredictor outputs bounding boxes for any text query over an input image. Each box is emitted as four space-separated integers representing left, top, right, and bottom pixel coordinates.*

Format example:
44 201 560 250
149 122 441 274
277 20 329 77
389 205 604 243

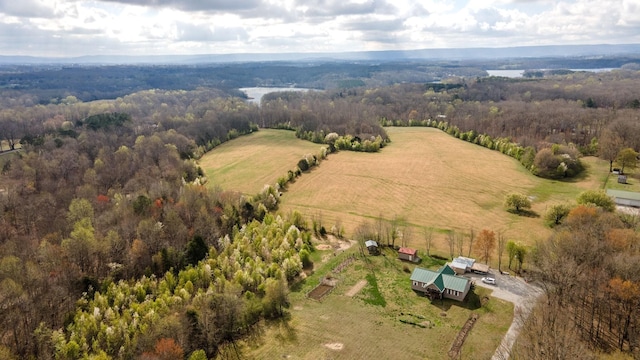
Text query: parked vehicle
482 277 496 285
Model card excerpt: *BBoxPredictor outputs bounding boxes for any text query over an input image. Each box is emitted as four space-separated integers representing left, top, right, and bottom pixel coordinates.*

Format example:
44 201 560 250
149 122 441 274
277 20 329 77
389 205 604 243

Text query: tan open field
201 127 610 259
198 128 614 359
279 127 604 252
199 129 323 195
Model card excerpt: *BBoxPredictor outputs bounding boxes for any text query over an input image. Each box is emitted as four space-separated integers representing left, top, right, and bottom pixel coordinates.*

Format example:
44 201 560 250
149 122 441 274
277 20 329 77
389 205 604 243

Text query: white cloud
0 0 638 56
0 0 56 18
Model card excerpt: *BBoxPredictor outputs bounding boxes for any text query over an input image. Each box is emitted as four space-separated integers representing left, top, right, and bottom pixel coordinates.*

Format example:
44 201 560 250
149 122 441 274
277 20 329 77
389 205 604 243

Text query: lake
240 87 313 105
486 68 617 78
486 70 526 78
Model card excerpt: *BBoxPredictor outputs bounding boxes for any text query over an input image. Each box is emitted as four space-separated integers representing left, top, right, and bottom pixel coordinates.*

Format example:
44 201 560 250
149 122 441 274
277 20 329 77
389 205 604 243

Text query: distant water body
486 68 617 78
240 87 312 105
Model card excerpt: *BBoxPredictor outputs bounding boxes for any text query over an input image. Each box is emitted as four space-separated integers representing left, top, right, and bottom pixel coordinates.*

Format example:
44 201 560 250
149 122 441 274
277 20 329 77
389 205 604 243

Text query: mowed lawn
199 129 324 195
244 246 513 360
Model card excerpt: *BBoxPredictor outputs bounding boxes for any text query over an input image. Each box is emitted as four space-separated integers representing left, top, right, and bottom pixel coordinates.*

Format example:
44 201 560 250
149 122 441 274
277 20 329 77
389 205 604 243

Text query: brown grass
196 127 615 359
199 127 610 261
199 129 323 195
277 127 609 252
344 279 367 297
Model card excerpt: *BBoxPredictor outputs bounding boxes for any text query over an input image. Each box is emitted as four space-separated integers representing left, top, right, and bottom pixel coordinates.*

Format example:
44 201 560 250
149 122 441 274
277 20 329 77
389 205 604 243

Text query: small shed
470 262 490 274
398 247 418 262
450 256 476 275
364 240 379 255
606 189 640 208
618 175 628 184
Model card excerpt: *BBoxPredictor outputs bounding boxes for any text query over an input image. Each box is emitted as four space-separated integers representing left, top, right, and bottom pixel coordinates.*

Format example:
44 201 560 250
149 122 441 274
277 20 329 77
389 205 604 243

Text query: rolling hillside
199 129 323 195
203 127 608 254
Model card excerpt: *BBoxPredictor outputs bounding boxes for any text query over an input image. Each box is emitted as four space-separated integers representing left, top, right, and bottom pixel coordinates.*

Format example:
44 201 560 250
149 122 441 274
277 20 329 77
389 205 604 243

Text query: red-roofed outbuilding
398 247 418 262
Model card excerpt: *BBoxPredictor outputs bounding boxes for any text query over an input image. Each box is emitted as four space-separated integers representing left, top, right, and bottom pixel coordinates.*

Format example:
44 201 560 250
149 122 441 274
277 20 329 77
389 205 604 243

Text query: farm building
606 189 640 208
364 240 379 255
470 262 490 274
450 257 475 275
449 256 490 275
410 265 471 302
398 247 419 262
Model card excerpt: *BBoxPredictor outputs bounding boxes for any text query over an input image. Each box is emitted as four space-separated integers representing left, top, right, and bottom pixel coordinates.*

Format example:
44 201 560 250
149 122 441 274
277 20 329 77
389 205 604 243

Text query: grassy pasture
0 140 21 152
200 127 611 257
603 166 640 193
245 245 513 359
199 129 323 195
279 127 603 251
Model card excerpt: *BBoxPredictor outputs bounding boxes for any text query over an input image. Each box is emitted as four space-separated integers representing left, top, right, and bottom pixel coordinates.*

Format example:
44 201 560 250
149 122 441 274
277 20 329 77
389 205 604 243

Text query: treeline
0 88 259 158
258 70 640 178
0 89 278 358
0 62 487 105
385 118 583 179
514 204 640 358
260 90 389 147
49 214 308 359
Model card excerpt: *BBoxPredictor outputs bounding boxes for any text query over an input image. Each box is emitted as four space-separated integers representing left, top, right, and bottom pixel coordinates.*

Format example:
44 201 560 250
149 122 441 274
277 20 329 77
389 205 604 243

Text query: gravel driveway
466 271 543 359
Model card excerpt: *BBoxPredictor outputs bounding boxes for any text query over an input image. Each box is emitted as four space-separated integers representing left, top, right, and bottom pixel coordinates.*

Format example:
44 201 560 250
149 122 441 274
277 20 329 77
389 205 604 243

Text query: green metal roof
442 274 469 292
410 267 439 284
410 266 469 293
432 274 445 291
438 264 456 275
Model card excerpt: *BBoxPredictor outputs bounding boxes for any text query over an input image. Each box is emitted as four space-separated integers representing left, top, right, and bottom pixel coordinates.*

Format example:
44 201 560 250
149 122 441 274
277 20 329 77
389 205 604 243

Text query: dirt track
345 279 367 297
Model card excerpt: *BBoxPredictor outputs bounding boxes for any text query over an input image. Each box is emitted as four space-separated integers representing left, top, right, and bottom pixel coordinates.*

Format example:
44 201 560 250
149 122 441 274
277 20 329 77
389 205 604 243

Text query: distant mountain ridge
2 44 640 65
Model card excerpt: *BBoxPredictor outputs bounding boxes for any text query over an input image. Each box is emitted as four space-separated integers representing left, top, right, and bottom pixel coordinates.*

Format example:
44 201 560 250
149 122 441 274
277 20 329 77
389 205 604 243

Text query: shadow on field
507 209 539 218
431 290 482 312
289 277 307 293
267 315 296 343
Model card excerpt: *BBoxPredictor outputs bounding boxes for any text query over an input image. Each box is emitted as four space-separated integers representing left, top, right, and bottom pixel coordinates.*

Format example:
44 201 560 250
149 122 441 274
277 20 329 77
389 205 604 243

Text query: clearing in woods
199 129 323 195
245 246 513 359
199 127 609 253
278 127 605 249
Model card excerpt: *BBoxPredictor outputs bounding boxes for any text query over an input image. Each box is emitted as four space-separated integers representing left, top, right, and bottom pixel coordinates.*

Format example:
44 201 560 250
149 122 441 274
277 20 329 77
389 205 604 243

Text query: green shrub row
382 118 584 178
295 129 388 153
276 147 329 192
194 123 259 158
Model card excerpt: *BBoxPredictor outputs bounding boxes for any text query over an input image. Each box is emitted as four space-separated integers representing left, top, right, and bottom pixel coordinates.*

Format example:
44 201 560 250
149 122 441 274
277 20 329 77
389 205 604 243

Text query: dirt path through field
345 279 367 297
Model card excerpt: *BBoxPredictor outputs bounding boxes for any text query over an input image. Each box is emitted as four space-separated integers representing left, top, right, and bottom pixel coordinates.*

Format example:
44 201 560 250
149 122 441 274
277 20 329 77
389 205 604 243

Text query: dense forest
1 62 640 358
0 62 486 103
514 204 640 358
2 54 638 103
261 70 640 178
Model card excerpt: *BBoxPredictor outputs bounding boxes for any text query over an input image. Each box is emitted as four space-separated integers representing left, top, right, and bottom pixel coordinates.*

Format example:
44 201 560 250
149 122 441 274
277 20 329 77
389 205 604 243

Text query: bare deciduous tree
467 227 475 257
456 231 465 256
497 230 506 271
423 227 434 257
446 230 456 260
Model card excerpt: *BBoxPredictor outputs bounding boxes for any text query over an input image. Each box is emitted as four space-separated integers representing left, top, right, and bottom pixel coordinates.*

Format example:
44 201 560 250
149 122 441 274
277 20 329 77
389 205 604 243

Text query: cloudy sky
1 0 639 57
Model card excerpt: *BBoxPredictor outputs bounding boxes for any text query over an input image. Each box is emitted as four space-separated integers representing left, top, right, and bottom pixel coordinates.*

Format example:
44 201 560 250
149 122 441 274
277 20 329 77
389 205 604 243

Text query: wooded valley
1 61 640 359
